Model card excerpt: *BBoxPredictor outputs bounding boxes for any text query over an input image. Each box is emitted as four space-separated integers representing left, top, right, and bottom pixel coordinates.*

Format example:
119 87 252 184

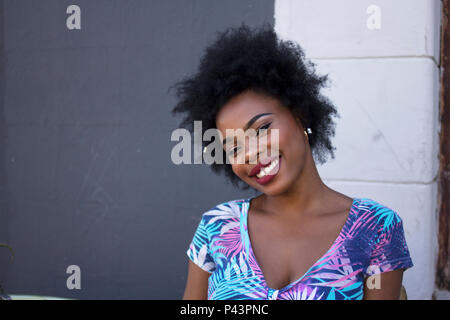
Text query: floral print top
186 197 414 300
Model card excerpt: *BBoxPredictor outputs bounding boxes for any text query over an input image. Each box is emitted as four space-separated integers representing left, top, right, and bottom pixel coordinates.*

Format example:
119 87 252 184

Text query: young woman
171 23 413 300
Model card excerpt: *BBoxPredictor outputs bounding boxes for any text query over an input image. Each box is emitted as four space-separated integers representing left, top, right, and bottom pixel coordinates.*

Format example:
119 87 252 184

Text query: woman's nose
245 130 279 164
245 135 265 164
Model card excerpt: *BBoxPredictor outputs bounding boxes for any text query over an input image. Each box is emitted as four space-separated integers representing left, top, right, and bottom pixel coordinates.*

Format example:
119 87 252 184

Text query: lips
249 155 281 177
249 158 273 177
253 155 281 185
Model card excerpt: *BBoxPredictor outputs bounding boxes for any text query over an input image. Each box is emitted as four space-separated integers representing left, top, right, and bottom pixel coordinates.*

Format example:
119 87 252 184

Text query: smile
253 155 281 185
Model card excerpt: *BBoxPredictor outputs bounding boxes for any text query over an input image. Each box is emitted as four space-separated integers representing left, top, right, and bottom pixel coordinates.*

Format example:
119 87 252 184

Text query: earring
304 127 312 139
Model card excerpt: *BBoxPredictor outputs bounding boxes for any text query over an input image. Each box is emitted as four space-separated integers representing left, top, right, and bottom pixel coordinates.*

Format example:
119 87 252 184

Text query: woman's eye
226 123 271 157
257 122 271 135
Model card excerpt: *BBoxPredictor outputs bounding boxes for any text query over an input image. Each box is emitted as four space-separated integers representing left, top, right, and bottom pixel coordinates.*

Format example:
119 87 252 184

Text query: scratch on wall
357 102 407 172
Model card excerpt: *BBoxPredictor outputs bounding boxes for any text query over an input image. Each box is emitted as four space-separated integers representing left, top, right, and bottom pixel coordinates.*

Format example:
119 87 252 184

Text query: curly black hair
169 22 339 190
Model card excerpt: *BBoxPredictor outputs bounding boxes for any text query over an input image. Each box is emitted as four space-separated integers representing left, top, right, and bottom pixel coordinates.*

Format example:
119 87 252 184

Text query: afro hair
169 22 339 190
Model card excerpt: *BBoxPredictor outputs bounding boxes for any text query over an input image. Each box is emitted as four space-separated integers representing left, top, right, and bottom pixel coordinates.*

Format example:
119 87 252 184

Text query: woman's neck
254 151 333 222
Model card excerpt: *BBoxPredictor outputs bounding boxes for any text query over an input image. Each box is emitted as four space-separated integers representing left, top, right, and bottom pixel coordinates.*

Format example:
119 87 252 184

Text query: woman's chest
247 210 350 290
207 213 369 300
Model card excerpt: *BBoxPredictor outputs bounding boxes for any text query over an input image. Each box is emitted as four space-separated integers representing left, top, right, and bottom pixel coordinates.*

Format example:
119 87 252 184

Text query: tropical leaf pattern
186 197 413 300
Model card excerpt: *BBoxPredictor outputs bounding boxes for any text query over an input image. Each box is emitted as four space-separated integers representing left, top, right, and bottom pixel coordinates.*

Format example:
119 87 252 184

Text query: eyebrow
222 112 273 146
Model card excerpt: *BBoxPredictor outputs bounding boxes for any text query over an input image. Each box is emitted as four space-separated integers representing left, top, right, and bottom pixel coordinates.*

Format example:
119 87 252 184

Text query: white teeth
256 158 279 179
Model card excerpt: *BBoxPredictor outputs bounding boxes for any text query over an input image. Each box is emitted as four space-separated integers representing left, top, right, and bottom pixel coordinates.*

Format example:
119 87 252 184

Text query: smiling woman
170 23 414 300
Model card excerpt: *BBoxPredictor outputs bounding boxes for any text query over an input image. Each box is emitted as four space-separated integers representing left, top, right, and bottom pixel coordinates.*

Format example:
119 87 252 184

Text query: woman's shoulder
199 197 249 225
353 197 404 232
355 197 400 215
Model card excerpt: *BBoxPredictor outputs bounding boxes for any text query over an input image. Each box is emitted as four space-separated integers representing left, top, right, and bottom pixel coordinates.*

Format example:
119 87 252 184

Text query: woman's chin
251 180 286 196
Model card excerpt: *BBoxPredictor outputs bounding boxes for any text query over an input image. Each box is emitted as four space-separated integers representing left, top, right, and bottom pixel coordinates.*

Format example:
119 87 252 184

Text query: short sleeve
365 209 414 277
186 215 216 273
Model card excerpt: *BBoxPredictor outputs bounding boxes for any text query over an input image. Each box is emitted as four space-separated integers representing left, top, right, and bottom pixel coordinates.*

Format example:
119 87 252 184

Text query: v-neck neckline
241 196 359 292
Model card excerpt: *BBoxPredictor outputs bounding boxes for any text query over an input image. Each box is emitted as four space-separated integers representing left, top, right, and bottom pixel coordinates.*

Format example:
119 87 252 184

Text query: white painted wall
275 0 442 299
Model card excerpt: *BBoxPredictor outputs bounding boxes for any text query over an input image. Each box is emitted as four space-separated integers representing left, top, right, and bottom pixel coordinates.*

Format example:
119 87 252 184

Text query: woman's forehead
215 91 281 129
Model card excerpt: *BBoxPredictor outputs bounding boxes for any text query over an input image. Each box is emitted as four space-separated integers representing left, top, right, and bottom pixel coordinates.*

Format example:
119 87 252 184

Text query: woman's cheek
231 164 244 179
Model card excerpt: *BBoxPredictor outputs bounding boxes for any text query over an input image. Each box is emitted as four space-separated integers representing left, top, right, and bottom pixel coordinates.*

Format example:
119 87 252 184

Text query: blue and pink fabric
186 197 414 300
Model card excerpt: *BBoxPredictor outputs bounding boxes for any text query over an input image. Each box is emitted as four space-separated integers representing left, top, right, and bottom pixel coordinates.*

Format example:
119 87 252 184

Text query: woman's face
215 89 309 195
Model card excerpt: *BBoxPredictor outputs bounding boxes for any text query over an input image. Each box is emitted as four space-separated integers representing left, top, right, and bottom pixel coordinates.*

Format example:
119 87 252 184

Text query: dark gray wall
0 0 273 299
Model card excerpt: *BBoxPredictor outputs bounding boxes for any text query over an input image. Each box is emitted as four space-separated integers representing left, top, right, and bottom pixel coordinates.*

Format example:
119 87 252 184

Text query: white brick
315 57 440 183
323 180 438 300
275 0 441 62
